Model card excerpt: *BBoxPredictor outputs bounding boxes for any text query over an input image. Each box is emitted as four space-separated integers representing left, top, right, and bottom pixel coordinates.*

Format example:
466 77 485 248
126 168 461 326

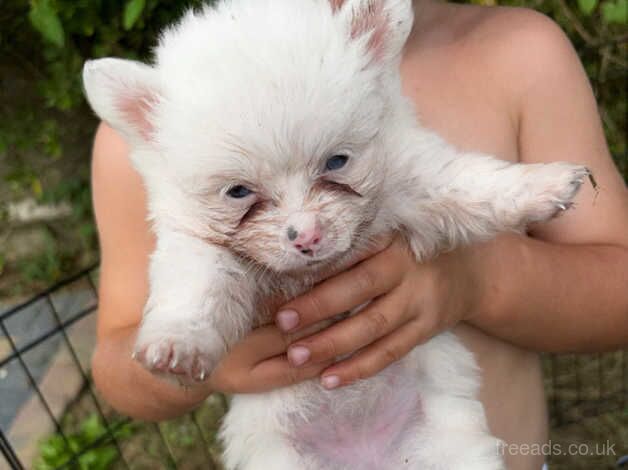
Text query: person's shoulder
407 2 586 122
447 4 582 92
454 3 568 40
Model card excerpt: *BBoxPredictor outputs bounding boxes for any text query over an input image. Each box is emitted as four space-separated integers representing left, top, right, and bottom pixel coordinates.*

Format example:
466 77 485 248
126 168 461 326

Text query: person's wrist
462 233 526 329
457 239 496 323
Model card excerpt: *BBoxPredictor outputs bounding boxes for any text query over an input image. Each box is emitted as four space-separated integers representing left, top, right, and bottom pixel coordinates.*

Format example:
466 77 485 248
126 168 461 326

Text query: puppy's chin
270 250 348 275
269 238 372 278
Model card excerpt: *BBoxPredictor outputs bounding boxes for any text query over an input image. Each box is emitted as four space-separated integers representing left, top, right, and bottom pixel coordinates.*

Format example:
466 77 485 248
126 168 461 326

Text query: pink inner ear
350 0 388 60
329 0 346 13
116 90 159 141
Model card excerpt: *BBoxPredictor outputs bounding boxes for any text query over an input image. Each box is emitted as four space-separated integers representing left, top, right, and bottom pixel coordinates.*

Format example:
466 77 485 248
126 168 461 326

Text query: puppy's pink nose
287 223 322 255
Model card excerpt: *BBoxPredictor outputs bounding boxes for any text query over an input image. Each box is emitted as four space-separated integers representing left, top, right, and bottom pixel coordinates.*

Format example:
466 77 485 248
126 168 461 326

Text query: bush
34 414 134 470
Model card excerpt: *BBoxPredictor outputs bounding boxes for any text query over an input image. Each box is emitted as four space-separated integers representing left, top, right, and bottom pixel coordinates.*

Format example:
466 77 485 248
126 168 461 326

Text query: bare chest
400 47 520 164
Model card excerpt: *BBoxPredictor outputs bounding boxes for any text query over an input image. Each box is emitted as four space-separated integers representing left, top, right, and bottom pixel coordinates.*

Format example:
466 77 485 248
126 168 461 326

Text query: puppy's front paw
133 316 226 385
522 163 591 222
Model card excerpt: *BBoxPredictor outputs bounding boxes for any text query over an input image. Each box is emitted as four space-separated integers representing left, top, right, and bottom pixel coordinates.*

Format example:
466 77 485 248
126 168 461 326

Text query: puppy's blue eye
227 185 253 198
325 155 349 171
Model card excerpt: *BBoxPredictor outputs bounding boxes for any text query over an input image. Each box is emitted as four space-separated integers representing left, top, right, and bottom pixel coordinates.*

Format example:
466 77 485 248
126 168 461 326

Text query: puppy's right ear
330 0 413 65
82 58 161 147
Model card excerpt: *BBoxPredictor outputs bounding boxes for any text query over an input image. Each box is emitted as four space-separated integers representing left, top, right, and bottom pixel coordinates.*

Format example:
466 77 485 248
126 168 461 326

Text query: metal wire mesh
0 265 233 470
0 266 626 469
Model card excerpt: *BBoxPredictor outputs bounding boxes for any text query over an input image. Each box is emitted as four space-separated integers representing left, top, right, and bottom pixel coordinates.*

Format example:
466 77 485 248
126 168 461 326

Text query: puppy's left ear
82 58 162 147
332 0 414 64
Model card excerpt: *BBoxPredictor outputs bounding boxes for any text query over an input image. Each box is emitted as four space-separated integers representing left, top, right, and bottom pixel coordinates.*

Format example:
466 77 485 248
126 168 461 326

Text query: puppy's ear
82 58 161 147
331 0 413 63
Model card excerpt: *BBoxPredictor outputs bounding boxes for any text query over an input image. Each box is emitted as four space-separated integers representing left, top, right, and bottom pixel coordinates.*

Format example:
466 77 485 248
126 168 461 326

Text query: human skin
90 1 628 469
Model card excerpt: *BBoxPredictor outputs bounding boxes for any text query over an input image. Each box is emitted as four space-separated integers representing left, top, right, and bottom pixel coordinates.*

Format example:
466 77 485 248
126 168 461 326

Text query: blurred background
0 0 626 469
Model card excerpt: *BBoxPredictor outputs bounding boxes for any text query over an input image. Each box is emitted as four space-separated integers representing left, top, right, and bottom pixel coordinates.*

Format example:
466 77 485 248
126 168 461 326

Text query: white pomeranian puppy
83 0 589 468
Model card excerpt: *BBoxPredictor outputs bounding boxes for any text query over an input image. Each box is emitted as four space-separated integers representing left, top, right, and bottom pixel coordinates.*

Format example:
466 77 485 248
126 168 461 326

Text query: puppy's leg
401 388 504 469
392 133 590 258
221 394 307 470
399 335 505 469
133 229 256 384
406 418 505 470
223 438 306 470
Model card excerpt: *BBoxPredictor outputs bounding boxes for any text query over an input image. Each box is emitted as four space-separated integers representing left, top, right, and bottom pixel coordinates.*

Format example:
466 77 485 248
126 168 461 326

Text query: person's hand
207 324 334 393
208 235 485 394
274 236 486 390
207 237 393 394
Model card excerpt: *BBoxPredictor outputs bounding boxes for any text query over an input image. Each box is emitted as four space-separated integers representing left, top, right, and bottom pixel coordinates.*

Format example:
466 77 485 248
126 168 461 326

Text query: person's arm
473 10 628 351
90 123 214 420
272 11 628 388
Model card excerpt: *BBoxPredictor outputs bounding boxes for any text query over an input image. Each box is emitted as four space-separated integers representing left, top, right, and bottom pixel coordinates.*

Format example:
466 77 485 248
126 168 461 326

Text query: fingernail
288 346 310 366
321 375 340 389
277 309 299 331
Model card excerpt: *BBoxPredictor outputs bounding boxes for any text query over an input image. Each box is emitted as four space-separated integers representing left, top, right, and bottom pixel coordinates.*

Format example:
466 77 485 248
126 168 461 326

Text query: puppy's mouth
303 240 361 269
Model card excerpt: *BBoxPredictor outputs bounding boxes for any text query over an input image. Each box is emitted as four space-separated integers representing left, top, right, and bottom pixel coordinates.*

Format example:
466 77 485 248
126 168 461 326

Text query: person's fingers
224 324 295 363
246 356 334 393
318 317 436 389
208 325 287 387
275 238 408 333
209 324 331 393
285 289 412 366
211 353 332 394
212 356 332 394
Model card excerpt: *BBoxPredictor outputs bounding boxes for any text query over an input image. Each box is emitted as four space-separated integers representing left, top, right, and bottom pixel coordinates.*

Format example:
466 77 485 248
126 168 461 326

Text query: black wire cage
0 266 626 470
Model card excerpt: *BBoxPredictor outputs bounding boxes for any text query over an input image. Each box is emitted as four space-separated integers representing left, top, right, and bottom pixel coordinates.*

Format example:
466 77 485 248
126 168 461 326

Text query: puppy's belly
287 373 423 469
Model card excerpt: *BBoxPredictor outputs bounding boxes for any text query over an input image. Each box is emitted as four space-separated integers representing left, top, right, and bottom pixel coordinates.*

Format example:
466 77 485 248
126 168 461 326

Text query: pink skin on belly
289 385 423 469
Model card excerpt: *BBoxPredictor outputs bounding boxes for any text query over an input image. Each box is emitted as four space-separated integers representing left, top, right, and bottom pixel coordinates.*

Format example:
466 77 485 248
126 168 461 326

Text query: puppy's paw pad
556 166 590 198
525 164 591 221
133 327 225 384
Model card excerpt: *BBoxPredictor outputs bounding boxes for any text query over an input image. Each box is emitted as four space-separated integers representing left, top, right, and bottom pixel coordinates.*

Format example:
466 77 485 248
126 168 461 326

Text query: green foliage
600 0 627 23
34 415 134 470
576 0 627 22
577 0 598 16
123 0 147 30
28 0 65 47
1 0 210 167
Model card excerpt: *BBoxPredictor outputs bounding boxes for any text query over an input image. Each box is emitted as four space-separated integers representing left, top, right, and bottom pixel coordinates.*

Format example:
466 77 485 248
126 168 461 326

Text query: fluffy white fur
83 1 589 468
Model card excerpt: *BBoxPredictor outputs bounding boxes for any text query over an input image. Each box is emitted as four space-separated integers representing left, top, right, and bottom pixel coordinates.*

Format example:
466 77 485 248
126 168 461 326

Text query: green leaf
123 0 146 30
601 0 627 23
81 414 104 442
28 0 65 48
578 0 598 15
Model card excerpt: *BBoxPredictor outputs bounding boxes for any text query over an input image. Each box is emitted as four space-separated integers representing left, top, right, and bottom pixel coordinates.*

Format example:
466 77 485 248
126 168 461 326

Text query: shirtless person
90 1 628 469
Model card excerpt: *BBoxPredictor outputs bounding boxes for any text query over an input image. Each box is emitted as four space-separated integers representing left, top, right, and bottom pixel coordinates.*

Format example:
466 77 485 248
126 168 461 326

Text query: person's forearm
469 233 628 352
92 326 212 421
